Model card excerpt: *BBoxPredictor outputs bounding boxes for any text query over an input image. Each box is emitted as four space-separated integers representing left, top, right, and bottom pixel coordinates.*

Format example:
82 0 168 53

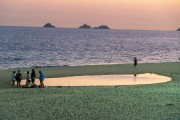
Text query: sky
0 0 180 30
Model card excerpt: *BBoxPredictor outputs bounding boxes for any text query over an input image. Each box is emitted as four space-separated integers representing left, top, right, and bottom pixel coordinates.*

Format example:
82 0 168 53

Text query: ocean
0 26 179 70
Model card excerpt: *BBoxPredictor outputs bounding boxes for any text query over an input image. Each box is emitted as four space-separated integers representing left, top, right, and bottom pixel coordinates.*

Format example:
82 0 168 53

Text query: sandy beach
0 63 180 120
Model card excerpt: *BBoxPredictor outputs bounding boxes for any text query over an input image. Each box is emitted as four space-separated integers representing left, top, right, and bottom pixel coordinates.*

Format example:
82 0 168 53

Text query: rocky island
43 23 55 28
79 24 110 29
79 24 91 29
177 28 180 31
97 25 110 29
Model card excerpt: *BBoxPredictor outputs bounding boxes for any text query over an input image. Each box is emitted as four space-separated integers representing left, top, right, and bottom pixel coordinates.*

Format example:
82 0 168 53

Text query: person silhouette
134 57 137 68
31 69 36 84
16 70 22 87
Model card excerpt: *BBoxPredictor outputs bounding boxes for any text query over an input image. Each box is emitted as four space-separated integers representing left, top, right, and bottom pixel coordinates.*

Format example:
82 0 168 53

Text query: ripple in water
0 26 179 69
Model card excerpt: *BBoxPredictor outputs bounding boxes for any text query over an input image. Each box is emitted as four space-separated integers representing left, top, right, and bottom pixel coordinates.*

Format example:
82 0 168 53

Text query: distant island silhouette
79 24 110 29
43 23 55 28
177 28 180 31
79 24 91 29
97 25 110 29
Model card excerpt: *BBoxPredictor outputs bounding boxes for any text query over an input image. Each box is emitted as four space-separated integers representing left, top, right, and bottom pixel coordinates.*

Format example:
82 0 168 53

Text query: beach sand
21 73 171 86
0 63 180 120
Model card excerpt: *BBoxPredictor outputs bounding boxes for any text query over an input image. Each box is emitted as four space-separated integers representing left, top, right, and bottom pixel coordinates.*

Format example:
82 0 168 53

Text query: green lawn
0 63 180 120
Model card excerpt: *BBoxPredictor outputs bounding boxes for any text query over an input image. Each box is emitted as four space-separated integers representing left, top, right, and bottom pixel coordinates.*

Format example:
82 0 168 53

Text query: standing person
31 69 36 84
134 57 138 68
16 70 22 87
12 71 16 85
25 71 33 88
25 71 30 86
39 71 44 88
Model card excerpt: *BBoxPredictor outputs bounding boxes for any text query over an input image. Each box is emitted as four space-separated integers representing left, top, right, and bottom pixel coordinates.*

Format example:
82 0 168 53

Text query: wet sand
21 73 171 86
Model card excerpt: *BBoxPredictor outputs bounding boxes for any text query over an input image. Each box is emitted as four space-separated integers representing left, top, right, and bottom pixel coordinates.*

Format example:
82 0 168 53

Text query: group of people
12 69 45 88
11 57 138 88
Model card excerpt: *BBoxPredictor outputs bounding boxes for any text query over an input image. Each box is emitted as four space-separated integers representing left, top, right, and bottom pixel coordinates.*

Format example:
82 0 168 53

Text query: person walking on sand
12 71 16 85
31 69 36 84
39 71 44 88
16 70 22 87
134 57 138 68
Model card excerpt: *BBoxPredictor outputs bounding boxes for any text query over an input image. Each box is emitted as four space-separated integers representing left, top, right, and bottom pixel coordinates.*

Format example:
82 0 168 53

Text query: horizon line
0 25 178 32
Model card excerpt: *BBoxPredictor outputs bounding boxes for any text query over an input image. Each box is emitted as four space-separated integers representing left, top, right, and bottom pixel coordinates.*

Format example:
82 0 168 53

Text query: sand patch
21 73 171 86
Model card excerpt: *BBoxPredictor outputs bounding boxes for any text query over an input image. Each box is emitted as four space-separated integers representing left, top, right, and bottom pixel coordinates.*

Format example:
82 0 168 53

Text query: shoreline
0 61 179 71
0 62 179 88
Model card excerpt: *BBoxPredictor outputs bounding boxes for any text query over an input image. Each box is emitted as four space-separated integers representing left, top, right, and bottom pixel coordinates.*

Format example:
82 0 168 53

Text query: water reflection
134 74 137 82
21 73 171 86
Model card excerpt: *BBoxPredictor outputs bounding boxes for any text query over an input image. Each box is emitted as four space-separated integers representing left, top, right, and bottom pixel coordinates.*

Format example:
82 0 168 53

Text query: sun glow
0 0 180 30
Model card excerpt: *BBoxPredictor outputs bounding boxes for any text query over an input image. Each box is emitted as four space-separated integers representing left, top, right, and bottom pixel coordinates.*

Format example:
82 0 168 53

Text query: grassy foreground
0 63 180 120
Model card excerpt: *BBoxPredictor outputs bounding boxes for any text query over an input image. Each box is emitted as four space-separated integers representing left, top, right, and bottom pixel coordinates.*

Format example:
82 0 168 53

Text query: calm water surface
0 26 179 70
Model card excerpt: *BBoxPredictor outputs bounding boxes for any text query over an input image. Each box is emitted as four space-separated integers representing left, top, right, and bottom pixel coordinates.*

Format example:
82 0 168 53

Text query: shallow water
21 73 171 86
0 26 180 70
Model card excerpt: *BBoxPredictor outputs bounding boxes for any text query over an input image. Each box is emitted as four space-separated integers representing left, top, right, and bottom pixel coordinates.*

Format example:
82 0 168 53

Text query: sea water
0 26 179 70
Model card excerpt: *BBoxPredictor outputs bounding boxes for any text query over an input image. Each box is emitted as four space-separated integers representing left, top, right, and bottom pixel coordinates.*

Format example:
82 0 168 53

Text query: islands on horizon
43 23 110 29
43 23 55 28
43 23 179 31
79 24 110 29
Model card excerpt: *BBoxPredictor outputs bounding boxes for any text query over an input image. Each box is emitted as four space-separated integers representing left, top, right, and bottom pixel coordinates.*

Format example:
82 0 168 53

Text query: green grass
0 63 180 120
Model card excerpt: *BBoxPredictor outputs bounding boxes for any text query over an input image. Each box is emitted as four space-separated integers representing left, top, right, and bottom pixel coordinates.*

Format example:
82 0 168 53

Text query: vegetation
0 63 180 120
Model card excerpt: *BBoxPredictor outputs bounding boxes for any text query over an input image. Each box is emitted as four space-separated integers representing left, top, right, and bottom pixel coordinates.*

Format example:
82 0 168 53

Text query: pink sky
0 0 180 30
